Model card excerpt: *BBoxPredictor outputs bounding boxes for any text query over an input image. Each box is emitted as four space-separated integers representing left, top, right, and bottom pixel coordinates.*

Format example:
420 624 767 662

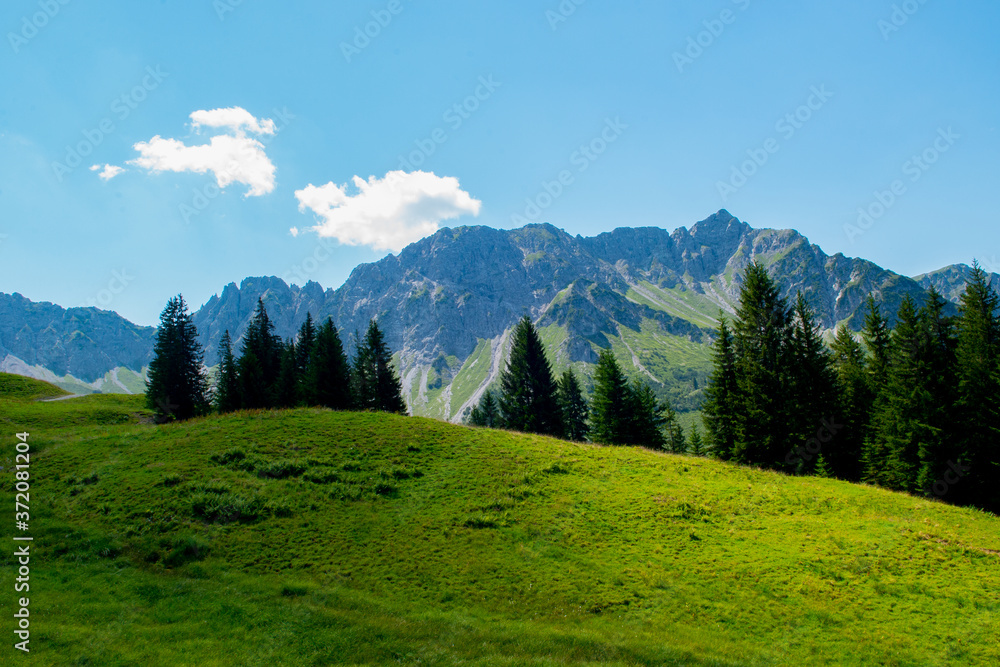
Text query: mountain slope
0 292 155 382
3 384 998 665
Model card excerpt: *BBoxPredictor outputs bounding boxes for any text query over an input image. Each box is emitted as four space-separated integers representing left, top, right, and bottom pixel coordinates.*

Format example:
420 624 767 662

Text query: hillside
2 375 997 665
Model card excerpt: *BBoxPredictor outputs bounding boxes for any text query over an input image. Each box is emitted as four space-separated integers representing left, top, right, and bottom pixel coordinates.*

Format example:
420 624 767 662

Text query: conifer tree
731 262 793 468
628 380 669 450
786 292 837 474
556 370 589 441
237 299 282 409
702 317 739 460
589 348 632 445
868 295 927 491
829 324 872 481
953 262 1000 511
353 319 407 414
275 339 299 408
295 313 317 402
914 288 959 494
146 295 209 422
862 294 891 391
214 330 241 414
860 294 893 483
468 390 501 428
308 318 353 410
660 396 686 453
687 425 705 457
497 315 560 435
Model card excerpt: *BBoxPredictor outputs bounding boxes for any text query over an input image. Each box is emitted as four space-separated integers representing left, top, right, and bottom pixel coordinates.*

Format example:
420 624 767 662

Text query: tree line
146 297 406 422
466 316 690 452
702 261 999 513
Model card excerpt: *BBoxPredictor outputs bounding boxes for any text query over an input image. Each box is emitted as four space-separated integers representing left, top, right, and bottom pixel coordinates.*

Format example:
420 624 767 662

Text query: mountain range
3 210 996 418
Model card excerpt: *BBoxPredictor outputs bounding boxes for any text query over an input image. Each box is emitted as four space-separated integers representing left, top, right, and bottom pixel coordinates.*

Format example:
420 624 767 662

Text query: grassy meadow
0 373 997 665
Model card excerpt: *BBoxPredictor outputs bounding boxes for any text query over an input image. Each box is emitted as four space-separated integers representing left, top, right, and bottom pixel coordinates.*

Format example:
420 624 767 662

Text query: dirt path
39 393 87 402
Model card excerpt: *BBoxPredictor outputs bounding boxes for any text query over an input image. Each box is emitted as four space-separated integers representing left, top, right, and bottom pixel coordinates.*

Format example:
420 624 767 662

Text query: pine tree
687 425 705 457
914 288 959 494
353 319 407 414
862 294 891 391
237 299 282 409
214 330 241 414
628 380 669 450
815 453 833 478
556 370 589 441
275 339 299 408
786 292 838 474
468 390 501 428
860 294 893 483
308 318 353 410
295 313 317 402
660 396 686 453
868 295 927 491
146 295 209 422
829 325 872 481
731 262 793 469
589 348 632 445
953 263 1000 510
497 315 561 436
702 317 739 460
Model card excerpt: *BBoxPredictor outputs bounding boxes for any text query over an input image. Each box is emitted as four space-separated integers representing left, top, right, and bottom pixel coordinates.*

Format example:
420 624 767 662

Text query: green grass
1 373 998 665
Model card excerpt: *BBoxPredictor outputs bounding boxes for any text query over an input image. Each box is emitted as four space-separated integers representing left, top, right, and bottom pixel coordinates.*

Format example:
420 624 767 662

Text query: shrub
210 448 246 465
190 491 265 524
164 535 210 567
256 459 307 479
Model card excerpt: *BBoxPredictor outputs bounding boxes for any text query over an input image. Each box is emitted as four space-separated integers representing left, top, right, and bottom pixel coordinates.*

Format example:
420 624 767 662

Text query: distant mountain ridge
3 211 996 416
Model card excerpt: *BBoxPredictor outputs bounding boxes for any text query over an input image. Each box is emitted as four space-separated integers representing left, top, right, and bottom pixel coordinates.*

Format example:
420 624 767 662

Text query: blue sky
2 0 998 326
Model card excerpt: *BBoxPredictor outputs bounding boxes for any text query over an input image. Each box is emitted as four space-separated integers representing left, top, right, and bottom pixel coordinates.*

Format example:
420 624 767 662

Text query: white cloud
90 164 124 181
126 107 277 197
294 170 482 252
190 107 276 136
289 227 299 237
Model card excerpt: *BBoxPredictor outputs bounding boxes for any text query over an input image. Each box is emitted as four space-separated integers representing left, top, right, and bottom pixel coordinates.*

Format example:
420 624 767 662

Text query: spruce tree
687 425 705 457
868 295 927 491
468 390 501 428
702 317 739 460
829 325 872 481
214 330 241 414
146 295 209 422
660 396 686 453
862 294 891 391
237 299 282 409
786 292 837 474
497 315 561 436
275 340 299 408
953 262 1000 510
589 348 632 445
860 295 893 483
628 380 669 450
308 318 353 410
295 313 317 402
556 370 589 441
731 262 793 468
914 288 959 494
353 319 407 414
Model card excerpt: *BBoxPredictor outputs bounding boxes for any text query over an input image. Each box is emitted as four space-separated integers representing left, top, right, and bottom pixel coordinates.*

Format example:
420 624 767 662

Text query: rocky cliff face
3 210 988 418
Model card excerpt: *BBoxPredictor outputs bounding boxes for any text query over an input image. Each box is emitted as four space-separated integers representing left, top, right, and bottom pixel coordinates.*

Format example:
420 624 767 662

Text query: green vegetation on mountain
1 375 997 665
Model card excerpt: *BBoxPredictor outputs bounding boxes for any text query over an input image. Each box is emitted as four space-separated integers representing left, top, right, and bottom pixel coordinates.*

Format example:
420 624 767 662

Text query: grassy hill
1 373 998 665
